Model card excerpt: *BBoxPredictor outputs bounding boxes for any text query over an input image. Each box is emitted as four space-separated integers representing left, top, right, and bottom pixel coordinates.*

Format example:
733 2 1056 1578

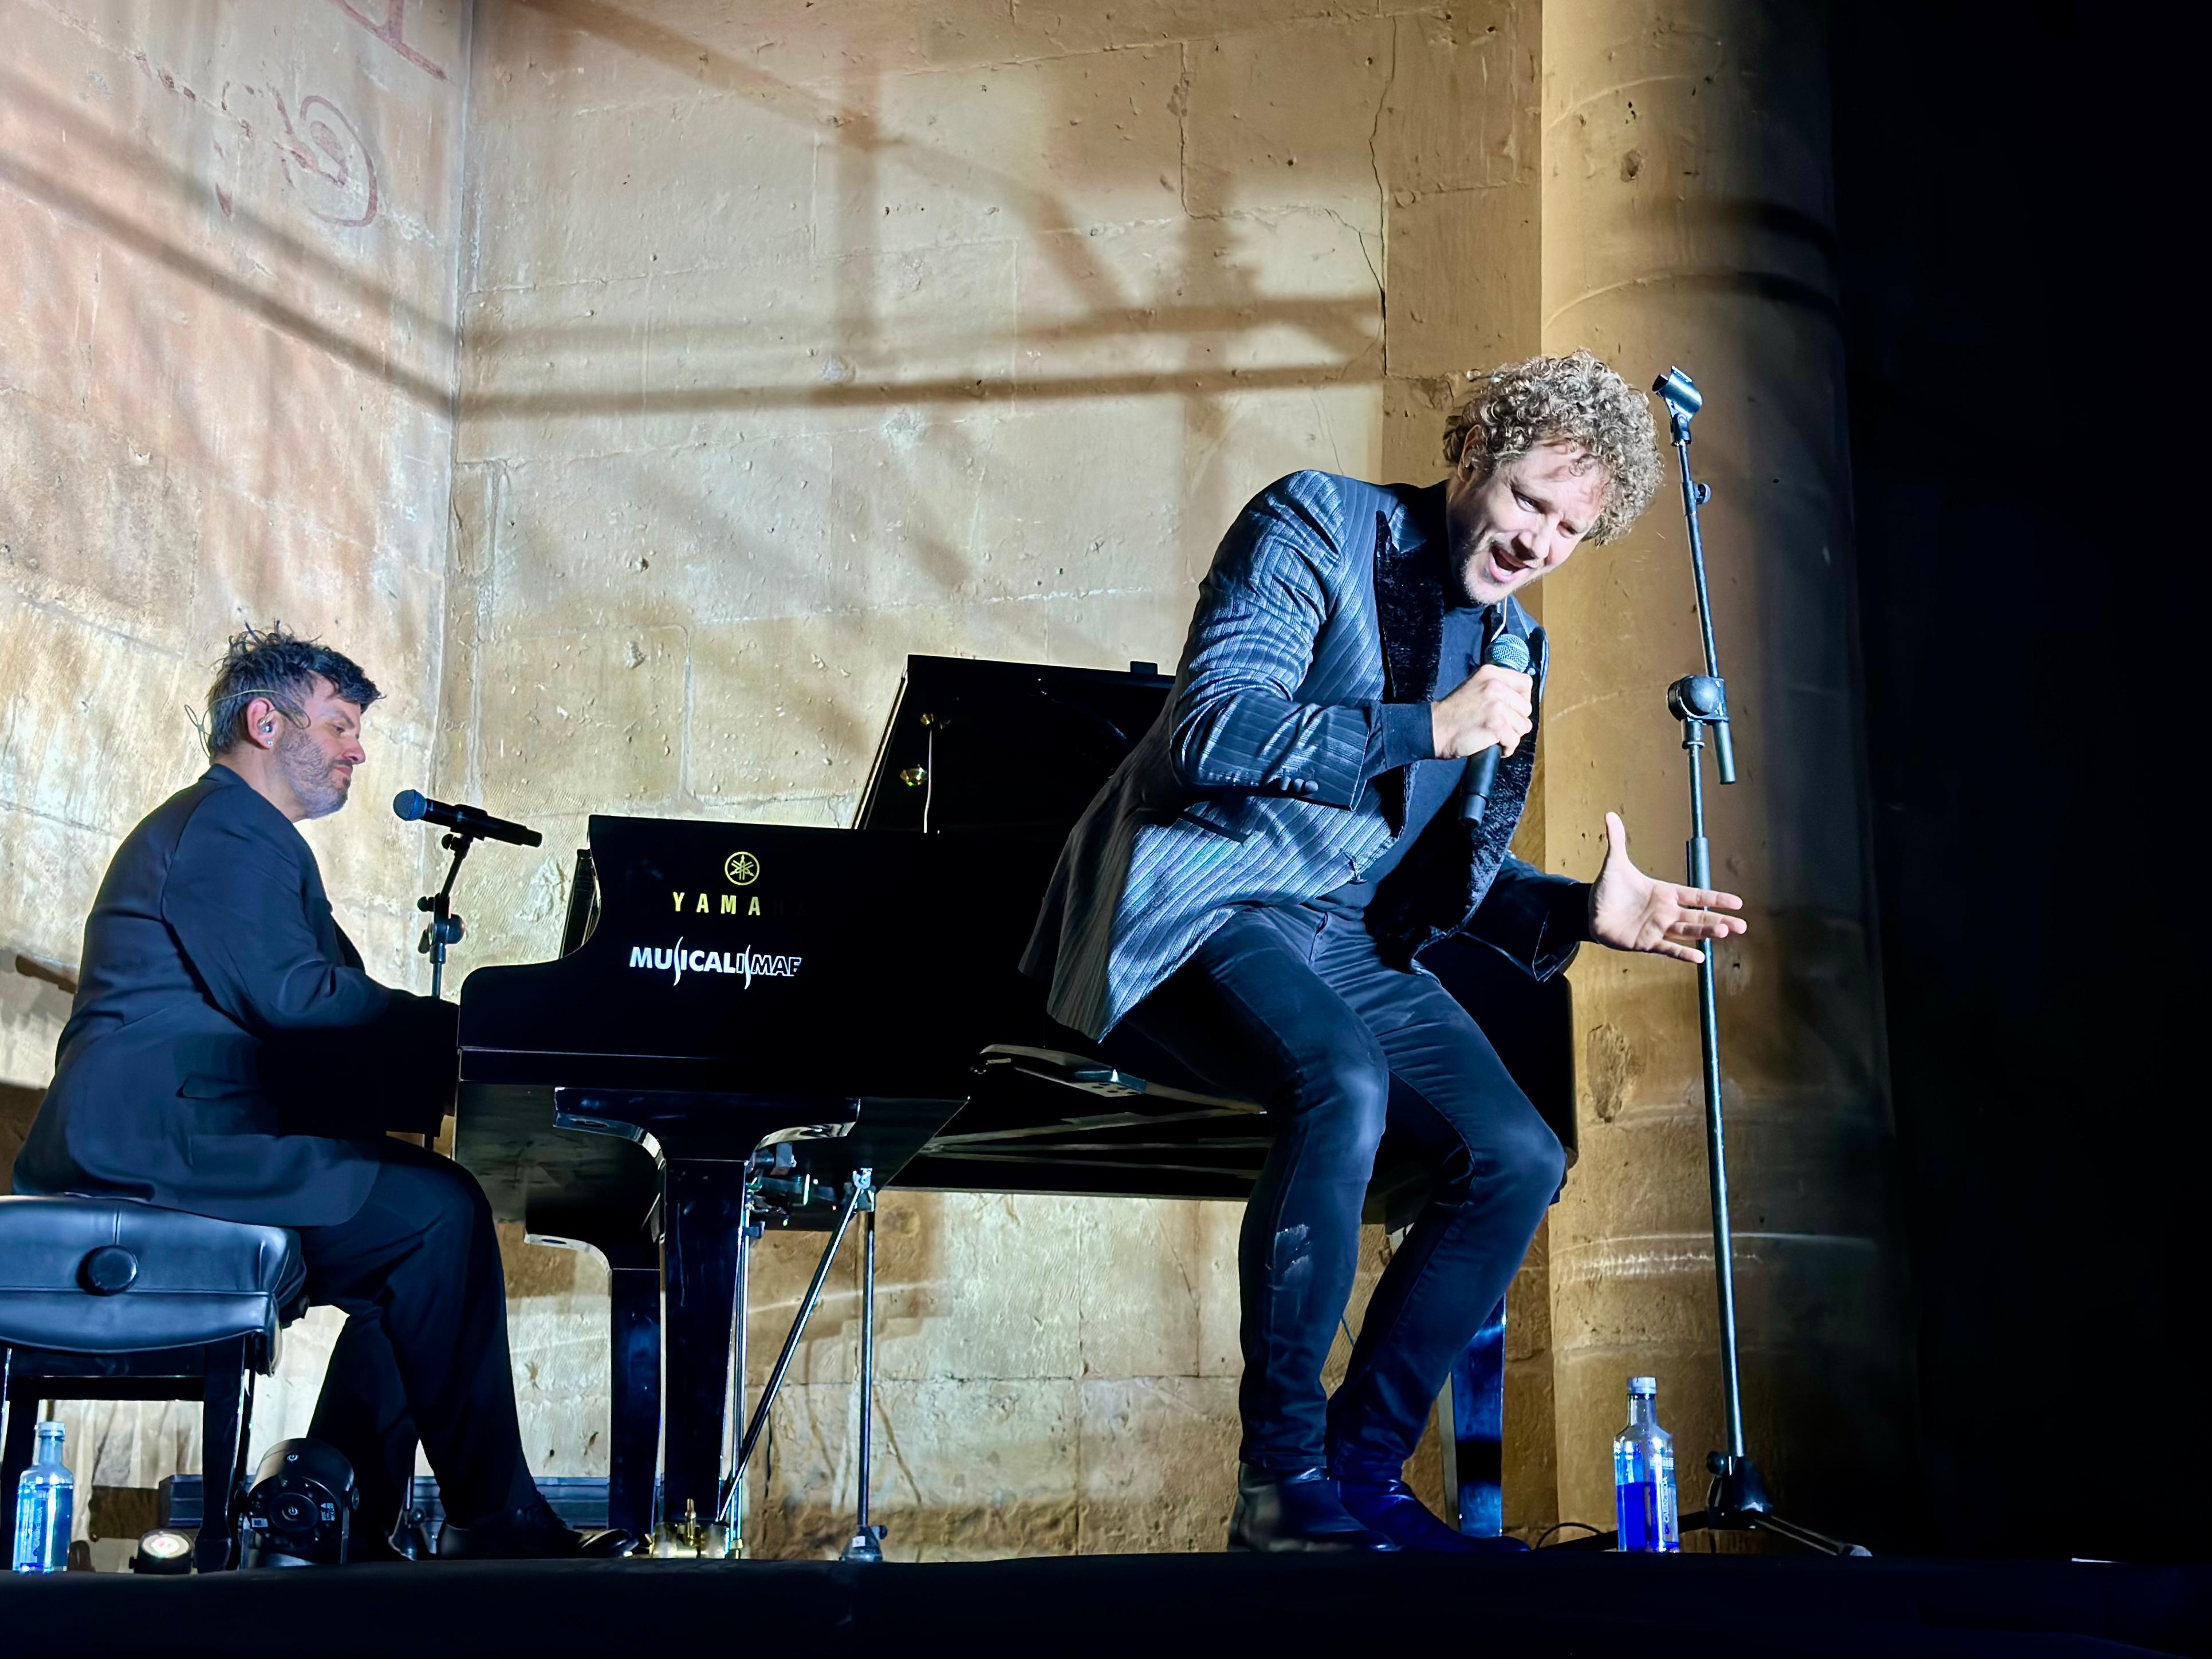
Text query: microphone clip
414 835 477 1000
1666 674 1728 725
1667 673 1737 784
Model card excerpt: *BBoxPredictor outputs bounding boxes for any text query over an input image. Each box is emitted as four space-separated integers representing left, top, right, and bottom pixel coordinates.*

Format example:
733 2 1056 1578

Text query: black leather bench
0 1195 305 1571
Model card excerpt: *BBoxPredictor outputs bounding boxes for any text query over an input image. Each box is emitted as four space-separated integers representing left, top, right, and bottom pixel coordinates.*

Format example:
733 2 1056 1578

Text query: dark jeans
294 1140 536 1534
1107 905 1564 1479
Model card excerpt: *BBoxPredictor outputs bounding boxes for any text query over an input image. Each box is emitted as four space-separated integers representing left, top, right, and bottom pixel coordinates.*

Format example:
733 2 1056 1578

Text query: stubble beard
276 727 349 820
1454 538 1518 609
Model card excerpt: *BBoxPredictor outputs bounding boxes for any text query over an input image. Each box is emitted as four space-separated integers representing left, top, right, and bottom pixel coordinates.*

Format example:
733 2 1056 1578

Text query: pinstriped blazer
1024 470 1588 1040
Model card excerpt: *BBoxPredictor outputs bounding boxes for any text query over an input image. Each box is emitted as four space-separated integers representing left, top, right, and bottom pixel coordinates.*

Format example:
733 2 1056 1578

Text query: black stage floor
4 1551 2206 1657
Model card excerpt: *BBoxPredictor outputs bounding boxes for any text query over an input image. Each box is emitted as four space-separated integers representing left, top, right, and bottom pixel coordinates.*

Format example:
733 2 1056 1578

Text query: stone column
1537 2 1912 1543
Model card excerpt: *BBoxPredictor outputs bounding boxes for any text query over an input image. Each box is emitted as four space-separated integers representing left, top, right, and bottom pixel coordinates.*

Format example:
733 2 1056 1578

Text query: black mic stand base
1552 1452 1869 1556
1684 1452 1870 1555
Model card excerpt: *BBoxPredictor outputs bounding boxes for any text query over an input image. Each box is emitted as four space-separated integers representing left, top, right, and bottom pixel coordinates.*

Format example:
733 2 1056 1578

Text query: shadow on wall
0 69 455 410
1 1082 41 1196
1 7 1388 424
1 954 74 1191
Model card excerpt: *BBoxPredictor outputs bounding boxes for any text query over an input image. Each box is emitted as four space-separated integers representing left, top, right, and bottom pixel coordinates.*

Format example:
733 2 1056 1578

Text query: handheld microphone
392 789 542 848
1460 631 1532 824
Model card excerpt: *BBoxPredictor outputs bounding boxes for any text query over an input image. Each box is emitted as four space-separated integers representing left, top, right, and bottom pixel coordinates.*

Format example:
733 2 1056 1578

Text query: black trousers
293 1140 536 1534
1107 905 1564 1479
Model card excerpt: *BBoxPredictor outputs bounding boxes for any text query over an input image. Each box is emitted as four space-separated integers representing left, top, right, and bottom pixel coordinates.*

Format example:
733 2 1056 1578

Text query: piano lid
855 655 1171 837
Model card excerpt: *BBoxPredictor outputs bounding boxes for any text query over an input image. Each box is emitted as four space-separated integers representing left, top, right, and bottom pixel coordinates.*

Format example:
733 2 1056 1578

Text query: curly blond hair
1440 350 1661 543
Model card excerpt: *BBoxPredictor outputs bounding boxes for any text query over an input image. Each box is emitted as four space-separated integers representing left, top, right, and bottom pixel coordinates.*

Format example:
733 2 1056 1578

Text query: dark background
1831 5 2186 1558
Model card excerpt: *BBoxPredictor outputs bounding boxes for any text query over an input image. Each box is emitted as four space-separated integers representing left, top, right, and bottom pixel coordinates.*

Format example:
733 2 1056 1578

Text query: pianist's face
1444 440 1612 608
274 677 368 821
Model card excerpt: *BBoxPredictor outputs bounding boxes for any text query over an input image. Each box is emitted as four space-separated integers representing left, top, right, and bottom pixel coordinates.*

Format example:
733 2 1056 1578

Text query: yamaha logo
725 851 759 887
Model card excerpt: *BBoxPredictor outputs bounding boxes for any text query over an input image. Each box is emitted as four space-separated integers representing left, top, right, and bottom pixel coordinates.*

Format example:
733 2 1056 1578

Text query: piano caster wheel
840 1524 887 1565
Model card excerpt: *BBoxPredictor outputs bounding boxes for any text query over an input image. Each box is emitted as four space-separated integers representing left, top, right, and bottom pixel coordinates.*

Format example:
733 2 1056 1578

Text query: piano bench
0 1195 307 1572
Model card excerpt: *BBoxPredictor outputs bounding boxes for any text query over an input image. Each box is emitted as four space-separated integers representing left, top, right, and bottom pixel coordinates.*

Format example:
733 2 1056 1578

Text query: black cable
1533 1519 1603 1548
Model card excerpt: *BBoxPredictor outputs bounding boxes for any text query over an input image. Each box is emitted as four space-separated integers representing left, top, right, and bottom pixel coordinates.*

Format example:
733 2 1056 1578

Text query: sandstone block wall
0 0 1616 1558
0 0 470 1500
1536 1 1908 1542
444 0 1549 1556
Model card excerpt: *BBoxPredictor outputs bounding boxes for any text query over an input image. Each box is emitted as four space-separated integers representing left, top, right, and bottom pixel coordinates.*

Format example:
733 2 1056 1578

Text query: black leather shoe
1227 1464 1399 1552
435 1497 637 1562
1337 1477 1531 1555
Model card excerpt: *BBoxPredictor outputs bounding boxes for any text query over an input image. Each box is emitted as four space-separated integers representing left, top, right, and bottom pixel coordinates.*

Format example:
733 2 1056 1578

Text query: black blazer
13 766 457 1227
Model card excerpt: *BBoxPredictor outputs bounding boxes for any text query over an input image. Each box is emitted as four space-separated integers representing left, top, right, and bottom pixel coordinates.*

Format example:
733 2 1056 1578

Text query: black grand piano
453 656 1572 1551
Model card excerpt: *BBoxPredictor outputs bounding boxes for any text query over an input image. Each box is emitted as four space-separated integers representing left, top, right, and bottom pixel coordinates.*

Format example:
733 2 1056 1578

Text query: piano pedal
651 1498 739 1560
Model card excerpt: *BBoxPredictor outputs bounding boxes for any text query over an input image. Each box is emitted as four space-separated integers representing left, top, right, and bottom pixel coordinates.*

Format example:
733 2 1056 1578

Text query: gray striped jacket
1024 470 1588 1039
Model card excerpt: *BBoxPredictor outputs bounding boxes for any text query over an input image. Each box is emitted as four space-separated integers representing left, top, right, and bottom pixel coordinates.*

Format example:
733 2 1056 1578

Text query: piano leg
1440 1296 1508 1536
605 1251 663 1539
660 1158 749 1541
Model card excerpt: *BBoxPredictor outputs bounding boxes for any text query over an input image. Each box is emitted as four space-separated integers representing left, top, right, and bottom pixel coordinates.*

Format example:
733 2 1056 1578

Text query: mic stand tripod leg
840 1191 885 1563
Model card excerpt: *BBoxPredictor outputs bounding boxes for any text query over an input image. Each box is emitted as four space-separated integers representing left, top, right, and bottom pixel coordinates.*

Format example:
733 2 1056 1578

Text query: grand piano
453 655 1572 1550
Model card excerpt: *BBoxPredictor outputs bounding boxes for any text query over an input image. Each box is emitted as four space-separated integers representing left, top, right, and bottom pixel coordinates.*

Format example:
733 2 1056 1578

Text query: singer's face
1444 440 1610 607
274 677 368 821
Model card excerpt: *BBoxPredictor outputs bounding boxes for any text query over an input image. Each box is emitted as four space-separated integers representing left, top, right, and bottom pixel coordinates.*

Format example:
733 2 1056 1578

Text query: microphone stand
1640 369 1864 1556
391 823 486 1559
417 829 478 1000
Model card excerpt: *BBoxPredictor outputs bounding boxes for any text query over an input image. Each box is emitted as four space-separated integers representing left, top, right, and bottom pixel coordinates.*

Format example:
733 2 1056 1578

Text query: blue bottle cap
1628 1376 1657 1394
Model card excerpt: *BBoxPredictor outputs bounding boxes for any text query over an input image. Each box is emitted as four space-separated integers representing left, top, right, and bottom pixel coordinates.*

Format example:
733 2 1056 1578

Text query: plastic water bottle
1613 1376 1679 1552
12 1421 75 1574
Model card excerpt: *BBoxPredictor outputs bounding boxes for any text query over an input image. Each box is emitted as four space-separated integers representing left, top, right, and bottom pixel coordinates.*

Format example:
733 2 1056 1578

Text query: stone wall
0 0 471 1497
444 0 1548 1556
1536 0 1909 1543
2 0 1902 1564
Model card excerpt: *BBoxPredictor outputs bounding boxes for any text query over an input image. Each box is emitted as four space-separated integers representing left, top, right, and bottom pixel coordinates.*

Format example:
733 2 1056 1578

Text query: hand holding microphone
1431 633 1533 824
1431 647 1532 762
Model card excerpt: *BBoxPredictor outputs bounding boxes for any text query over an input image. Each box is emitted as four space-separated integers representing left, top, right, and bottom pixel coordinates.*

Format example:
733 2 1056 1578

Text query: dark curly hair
200 623 381 760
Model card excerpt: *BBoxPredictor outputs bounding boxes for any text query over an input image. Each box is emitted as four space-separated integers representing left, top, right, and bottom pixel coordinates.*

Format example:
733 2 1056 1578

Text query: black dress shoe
1337 1478 1532 1555
1227 1464 1399 1553
435 1497 638 1561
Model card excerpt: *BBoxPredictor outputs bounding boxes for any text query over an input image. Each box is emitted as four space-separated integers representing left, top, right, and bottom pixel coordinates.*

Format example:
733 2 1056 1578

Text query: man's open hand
1588 811 1747 963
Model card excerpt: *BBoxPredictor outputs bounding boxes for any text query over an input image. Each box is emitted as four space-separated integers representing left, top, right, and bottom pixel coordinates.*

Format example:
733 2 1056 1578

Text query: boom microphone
1460 631 1532 824
392 789 542 848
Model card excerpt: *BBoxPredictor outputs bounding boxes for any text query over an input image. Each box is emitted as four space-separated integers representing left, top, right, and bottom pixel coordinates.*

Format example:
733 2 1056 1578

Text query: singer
1024 351 1749 1552
10 625 626 1562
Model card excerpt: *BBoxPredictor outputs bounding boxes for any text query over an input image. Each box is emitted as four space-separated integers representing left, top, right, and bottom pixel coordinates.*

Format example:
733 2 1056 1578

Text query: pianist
1025 351 1747 1553
11 625 627 1562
